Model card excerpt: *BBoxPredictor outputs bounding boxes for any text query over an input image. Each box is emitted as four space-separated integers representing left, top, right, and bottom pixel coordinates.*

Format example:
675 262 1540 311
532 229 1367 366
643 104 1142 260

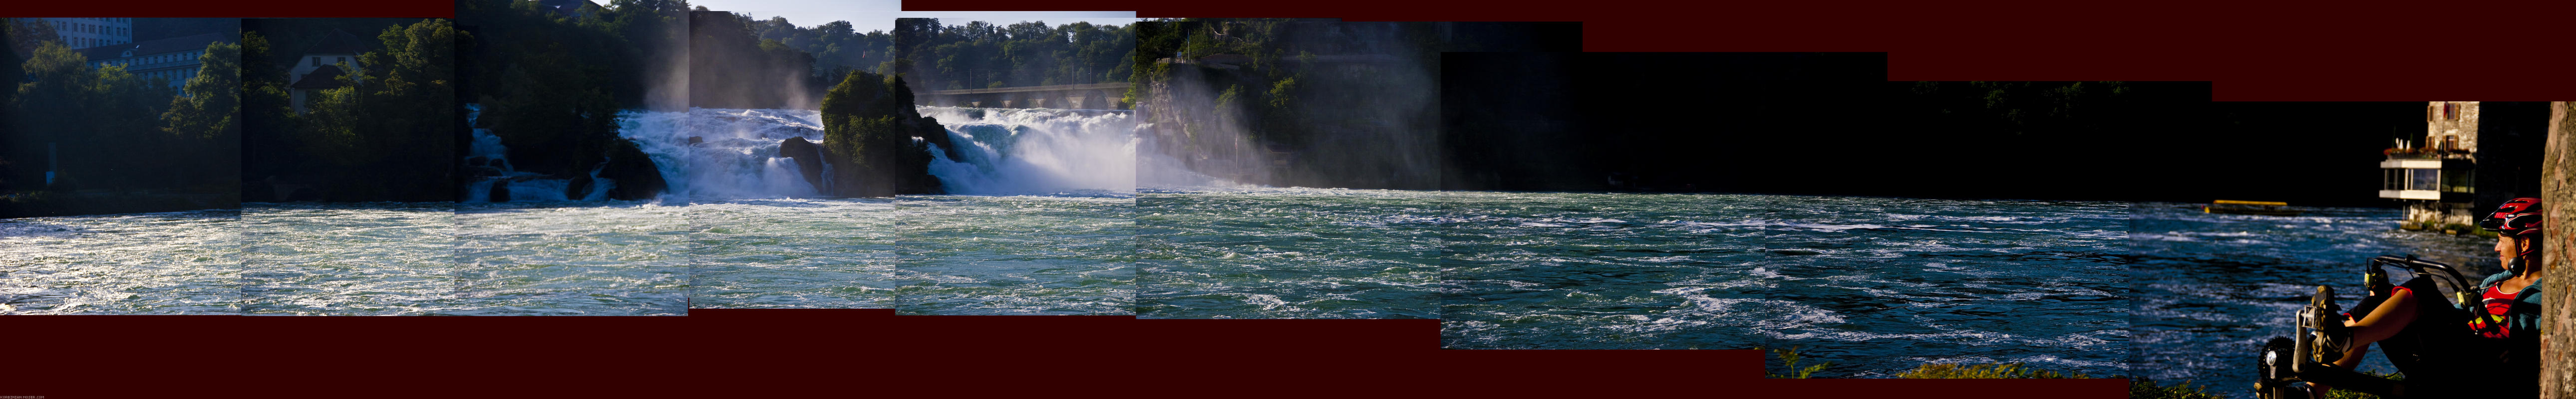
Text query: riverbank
1 189 239 218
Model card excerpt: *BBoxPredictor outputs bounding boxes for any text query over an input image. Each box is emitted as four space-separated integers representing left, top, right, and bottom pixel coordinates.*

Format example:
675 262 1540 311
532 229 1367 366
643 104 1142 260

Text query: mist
1133 20 1579 191
689 10 824 110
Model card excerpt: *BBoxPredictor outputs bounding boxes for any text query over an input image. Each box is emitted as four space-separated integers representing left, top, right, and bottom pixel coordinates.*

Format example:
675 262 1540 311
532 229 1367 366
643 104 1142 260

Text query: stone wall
2430 101 2482 155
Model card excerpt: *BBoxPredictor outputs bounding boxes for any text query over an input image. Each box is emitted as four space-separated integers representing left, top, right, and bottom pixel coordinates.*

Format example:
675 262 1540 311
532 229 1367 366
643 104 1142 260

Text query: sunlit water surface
241 202 457 315
0 209 241 315
452 201 689 316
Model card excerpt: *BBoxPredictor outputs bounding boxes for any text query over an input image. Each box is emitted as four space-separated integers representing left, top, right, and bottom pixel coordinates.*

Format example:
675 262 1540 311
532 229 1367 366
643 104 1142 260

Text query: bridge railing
924 82 1128 96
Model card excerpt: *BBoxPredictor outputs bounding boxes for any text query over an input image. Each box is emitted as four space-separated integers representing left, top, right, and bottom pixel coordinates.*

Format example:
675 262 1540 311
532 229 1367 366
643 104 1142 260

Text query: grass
1896 362 2091 379
1761 346 1831 379
2129 379 2225 399
1762 346 2098 380
1760 345 2407 399
2125 371 2403 399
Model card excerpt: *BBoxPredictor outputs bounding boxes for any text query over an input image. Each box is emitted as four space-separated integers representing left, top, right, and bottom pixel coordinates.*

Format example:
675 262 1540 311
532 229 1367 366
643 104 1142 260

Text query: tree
16 41 167 191
163 41 240 142
158 40 242 195
275 18 460 200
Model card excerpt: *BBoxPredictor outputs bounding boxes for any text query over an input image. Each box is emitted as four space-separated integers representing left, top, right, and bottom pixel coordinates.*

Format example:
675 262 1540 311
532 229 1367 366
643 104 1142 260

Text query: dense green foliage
456 0 691 109
894 18 1133 91
0 20 21 193
239 19 457 202
741 17 895 79
816 70 941 197
3 19 239 215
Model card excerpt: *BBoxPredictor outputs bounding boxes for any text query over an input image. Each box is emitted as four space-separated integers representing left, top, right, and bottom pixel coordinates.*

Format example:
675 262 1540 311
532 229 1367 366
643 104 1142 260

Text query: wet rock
779 136 825 194
599 139 666 200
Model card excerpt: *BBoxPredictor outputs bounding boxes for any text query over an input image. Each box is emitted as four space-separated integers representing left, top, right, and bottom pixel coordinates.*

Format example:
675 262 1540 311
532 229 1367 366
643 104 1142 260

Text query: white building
38 17 132 49
79 32 230 95
288 29 369 114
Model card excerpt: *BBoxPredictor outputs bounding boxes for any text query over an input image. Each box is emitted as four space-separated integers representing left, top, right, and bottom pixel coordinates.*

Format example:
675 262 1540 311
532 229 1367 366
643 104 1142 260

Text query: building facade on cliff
77 32 230 95
2381 101 2549 228
37 17 132 49
287 29 369 114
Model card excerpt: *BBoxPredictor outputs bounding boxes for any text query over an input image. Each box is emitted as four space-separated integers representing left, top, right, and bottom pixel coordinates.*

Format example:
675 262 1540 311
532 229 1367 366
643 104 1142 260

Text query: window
2409 169 2440 192
2442 135 2457 150
312 57 320 67
2444 169 2474 193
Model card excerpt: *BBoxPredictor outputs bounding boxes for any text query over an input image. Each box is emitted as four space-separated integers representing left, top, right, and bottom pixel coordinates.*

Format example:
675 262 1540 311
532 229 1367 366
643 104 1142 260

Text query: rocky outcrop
488 180 511 202
779 136 825 193
598 139 666 200
817 70 945 197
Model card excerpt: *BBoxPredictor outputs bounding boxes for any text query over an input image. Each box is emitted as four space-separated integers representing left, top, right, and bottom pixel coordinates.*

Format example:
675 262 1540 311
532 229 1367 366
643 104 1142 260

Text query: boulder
567 173 594 200
779 136 825 194
599 139 666 200
488 180 510 202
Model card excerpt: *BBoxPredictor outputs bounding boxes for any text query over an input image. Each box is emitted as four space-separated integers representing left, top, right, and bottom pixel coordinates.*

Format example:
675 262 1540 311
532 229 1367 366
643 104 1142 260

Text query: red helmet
2480 197 2542 238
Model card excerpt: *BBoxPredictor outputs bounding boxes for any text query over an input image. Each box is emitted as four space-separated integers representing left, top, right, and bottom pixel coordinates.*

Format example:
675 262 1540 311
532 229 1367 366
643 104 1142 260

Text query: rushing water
452 201 690 316
2130 203 2495 397
625 108 826 200
1439 194 2130 378
1136 187 1444 319
0 209 240 315
687 198 907 309
898 194 1135 315
11 102 2129 383
920 107 1137 195
241 202 457 315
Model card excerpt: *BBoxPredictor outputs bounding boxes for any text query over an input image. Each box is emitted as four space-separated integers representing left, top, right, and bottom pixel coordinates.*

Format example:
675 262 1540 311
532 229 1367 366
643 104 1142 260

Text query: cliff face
1137 62 1274 187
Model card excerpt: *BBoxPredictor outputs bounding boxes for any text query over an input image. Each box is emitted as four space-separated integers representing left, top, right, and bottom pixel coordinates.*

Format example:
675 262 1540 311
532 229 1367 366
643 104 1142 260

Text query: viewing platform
919 82 1127 109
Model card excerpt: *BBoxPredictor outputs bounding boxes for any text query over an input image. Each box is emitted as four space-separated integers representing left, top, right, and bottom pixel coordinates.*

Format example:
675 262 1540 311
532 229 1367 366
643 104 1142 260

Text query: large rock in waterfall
779 136 826 194
817 70 945 197
598 139 667 200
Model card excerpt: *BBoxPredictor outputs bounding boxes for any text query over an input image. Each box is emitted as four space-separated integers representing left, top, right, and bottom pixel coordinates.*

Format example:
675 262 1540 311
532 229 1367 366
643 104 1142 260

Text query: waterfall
470 104 1166 200
919 106 1137 195
465 103 581 202
618 108 822 200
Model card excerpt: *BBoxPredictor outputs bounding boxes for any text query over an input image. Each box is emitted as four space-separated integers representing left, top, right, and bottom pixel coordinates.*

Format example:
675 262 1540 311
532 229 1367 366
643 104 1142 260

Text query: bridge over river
918 82 1125 109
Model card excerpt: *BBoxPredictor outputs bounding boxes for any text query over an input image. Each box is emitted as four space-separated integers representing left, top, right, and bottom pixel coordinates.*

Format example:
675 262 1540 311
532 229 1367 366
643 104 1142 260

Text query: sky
673 0 1136 33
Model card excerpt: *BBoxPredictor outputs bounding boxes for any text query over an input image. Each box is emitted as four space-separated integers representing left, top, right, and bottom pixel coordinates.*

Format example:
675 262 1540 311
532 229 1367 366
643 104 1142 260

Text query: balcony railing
2383 147 2466 159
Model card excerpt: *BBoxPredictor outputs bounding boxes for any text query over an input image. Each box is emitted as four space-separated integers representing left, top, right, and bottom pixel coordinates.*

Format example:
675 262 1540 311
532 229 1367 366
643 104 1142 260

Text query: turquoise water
241 202 456 315
2 191 2131 380
1440 193 2130 377
1136 188 1444 319
896 194 1135 315
450 201 691 316
686 199 907 309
